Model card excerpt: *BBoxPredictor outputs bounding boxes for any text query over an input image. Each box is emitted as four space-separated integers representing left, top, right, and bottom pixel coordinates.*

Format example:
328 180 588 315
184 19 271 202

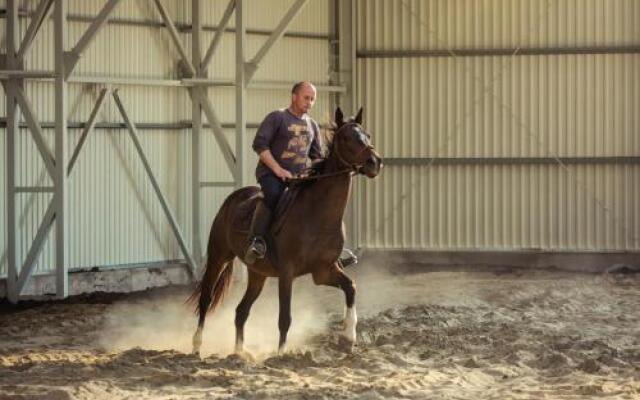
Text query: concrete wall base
0 262 192 300
360 249 640 273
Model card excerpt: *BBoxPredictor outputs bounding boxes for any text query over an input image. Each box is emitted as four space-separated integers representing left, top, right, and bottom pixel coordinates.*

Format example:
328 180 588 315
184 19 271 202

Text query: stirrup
244 237 266 264
338 249 358 268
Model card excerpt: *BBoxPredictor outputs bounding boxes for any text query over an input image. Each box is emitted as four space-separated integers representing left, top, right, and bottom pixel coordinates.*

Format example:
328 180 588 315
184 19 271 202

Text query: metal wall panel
359 55 640 158
357 164 640 251
357 0 640 50
354 0 640 252
1 0 332 278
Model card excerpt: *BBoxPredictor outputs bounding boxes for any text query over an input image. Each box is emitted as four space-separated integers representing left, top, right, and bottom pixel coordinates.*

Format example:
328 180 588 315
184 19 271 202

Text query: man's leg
244 174 285 264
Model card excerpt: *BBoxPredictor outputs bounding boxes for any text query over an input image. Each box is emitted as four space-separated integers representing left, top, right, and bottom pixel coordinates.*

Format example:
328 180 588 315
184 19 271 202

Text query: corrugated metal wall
355 0 640 251
1 0 332 277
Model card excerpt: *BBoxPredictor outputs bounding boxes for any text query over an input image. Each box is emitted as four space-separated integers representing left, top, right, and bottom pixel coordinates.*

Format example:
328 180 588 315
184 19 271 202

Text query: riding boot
244 200 272 264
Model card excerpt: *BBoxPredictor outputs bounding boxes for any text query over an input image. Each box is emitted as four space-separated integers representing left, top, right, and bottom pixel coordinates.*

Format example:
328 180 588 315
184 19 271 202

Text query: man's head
290 81 317 116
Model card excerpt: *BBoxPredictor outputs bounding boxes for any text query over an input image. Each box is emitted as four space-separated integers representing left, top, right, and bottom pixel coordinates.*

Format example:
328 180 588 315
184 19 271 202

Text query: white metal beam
65 0 121 78
152 0 196 77
190 88 237 173
14 86 57 179
0 70 57 79
16 200 56 294
1 73 346 91
17 0 55 60
245 0 309 82
15 186 55 193
67 88 109 175
112 90 197 279
200 0 235 74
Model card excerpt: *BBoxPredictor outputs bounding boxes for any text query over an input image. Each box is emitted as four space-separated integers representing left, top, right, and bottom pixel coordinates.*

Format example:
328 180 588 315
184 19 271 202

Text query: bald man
245 81 323 264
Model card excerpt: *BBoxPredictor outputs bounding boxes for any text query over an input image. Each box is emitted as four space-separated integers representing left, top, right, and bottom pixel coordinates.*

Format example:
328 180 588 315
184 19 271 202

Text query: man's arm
308 120 323 160
258 150 293 181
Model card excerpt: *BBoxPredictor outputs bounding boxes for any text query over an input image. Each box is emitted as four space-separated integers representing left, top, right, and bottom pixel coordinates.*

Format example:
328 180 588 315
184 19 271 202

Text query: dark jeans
258 173 286 211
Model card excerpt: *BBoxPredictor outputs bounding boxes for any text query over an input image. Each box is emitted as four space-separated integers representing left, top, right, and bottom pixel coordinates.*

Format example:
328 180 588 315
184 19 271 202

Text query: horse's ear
354 107 363 125
335 107 345 126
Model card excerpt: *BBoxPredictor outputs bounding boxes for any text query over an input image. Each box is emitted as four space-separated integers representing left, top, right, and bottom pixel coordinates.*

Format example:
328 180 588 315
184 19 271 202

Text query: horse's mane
320 122 337 156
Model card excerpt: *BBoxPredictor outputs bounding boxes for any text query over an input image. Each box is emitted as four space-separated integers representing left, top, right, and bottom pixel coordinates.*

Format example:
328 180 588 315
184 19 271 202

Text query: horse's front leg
278 273 294 354
312 263 357 346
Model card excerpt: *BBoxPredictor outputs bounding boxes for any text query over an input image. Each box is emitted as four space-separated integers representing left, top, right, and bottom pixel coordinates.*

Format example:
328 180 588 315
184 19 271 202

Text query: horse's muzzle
361 153 382 178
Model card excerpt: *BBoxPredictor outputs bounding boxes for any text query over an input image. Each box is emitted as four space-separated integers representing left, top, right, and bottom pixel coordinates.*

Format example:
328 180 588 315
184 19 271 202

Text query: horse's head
331 107 383 178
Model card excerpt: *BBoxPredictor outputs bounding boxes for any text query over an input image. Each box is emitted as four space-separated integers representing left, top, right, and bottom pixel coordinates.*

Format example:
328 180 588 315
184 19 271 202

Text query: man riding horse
245 81 357 267
190 96 382 355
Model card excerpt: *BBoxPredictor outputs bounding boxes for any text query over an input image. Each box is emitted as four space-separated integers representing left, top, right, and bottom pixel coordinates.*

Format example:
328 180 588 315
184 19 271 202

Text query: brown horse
190 107 382 355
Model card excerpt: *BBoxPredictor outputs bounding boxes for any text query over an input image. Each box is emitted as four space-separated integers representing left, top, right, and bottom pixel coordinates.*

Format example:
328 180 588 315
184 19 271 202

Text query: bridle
333 122 376 172
288 122 376 185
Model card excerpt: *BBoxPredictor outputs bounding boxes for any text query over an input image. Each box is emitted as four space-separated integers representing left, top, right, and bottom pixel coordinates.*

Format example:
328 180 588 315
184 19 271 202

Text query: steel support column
54 0 68 299
191 0 203 266
235 0 246 188
5 0 19 303
336 0 358 248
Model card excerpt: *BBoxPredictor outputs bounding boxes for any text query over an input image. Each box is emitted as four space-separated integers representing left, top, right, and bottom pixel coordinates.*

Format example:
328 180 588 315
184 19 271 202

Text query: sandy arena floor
0 262 639 399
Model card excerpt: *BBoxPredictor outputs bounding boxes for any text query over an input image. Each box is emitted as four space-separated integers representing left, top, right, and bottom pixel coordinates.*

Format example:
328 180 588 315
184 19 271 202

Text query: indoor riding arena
1 1 639 399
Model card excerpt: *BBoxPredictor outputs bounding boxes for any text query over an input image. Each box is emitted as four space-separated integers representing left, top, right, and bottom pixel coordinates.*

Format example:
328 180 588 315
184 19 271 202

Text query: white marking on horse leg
341 306 348 329
342 306 357 343
192 327 203 355
235 338 244 354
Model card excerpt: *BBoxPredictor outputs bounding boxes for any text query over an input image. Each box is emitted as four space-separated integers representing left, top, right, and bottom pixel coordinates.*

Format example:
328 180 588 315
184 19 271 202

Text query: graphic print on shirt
281 123 312 166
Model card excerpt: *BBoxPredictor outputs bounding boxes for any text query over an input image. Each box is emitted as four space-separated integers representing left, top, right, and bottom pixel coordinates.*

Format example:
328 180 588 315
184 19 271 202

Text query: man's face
291 85 316 115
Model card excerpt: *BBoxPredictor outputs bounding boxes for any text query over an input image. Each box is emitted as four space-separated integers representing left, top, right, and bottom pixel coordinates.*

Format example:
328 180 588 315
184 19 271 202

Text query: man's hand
274 166 293 181
258 150 293 181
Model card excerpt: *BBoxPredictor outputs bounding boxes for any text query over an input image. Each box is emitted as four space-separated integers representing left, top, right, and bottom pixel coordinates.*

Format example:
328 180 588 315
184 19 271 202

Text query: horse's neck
306 174 351 229
306 152 352 225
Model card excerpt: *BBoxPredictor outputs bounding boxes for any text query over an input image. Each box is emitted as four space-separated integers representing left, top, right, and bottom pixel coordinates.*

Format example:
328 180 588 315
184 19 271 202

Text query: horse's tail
187 214 234 320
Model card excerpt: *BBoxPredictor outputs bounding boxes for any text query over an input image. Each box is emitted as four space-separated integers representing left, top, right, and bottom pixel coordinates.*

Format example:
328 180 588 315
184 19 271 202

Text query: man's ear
354 107 363 125
335 107 345 126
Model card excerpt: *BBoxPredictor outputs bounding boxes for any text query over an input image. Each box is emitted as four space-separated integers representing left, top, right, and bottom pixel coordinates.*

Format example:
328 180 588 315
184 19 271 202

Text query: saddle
232 183 306 237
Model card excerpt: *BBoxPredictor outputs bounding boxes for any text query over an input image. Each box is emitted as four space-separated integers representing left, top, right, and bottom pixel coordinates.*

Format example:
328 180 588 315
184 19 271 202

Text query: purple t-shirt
252 109 323 179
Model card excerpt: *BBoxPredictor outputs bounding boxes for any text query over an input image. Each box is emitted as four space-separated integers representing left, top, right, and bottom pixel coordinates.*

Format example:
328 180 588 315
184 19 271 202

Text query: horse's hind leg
312 263 357 345
234 270 266 353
